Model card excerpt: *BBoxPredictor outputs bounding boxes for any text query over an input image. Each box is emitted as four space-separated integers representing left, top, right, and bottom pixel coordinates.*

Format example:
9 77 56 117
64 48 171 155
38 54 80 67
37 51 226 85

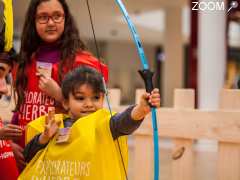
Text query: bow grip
138 69 154 93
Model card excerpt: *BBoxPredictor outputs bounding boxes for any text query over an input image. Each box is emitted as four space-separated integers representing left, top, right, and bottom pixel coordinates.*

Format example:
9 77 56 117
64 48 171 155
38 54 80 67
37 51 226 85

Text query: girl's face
35 0 65 43
63 84 104 120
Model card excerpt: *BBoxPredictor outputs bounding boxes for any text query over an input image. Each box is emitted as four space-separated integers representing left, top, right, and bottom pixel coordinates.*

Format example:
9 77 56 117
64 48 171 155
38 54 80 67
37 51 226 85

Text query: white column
197 0 226 152
198 0 226 110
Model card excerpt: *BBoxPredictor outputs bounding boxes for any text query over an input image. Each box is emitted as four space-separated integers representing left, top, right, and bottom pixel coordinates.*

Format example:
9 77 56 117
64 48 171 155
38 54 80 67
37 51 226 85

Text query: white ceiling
13 0 189 45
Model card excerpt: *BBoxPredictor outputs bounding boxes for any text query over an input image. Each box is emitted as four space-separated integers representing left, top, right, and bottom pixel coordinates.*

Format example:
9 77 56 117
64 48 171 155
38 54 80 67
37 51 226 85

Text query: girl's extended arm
110 88 160 139
131 88 160 120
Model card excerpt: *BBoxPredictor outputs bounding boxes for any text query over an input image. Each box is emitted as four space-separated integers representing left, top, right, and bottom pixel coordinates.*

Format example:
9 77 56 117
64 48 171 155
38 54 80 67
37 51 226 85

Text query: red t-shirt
14 51 108 147
52 51 108 83
0 120 19 180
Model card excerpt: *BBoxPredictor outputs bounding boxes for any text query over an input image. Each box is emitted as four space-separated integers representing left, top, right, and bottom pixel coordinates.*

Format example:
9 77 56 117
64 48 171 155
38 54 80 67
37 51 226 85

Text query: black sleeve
23 134 48 163
110 105 144 140
23 118 73 163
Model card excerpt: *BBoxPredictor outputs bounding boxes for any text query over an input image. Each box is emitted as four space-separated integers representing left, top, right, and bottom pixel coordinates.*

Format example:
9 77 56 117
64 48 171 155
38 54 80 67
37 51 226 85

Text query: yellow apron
19 109 128 180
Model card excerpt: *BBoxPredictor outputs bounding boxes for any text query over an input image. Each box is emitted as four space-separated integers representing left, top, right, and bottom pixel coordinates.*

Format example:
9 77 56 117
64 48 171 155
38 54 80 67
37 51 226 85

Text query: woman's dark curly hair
15 0 86 111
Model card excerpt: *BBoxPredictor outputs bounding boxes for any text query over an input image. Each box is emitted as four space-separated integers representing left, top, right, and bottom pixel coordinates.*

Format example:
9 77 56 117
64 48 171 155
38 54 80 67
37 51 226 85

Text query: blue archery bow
85 0 160 179
115 1 160 180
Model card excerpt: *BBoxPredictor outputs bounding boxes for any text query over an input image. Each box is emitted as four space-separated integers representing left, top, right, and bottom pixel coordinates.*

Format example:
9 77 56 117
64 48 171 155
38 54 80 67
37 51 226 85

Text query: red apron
0 120 19 180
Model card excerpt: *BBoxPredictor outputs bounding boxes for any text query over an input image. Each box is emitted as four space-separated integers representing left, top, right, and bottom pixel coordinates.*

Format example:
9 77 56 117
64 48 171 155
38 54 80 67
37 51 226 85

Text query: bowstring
85 1 129 179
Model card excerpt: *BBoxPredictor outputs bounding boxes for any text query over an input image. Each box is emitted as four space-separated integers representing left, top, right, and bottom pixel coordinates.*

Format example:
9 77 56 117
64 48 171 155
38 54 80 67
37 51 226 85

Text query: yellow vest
19 109 128 180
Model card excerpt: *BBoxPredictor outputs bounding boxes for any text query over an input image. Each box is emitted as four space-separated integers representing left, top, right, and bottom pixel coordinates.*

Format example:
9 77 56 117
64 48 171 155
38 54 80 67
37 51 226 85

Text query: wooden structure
110 88 240 180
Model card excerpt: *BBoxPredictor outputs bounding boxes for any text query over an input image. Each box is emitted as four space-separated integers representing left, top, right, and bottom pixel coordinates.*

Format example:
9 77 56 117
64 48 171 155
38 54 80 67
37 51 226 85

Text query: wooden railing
109 88 240 180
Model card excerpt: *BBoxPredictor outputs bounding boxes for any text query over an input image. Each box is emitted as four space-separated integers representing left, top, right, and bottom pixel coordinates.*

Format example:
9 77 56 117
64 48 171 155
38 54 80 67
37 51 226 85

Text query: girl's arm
110 105 143 139
38 108 61 145
131 88 160 120
24 108 60 163
110 88 160 139
23 134 48 163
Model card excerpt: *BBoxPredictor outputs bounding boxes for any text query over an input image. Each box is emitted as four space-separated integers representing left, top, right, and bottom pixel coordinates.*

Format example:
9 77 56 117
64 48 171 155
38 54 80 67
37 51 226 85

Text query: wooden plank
133 89 152 180
218 89 240 180
174 89 195 109
172 89 194 180
219 89 240 110
133 109 240 143
172 139 193 180
218 143 240 180
132 135 153 180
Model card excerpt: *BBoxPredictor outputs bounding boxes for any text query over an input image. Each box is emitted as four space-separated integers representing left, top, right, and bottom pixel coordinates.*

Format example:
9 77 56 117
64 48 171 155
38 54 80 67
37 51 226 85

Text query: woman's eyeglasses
36 12 65 24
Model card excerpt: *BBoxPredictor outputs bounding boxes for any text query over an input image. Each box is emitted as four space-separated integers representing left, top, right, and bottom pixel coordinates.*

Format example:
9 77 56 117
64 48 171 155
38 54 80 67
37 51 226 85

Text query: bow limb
115 1 160 180
85 1 129 179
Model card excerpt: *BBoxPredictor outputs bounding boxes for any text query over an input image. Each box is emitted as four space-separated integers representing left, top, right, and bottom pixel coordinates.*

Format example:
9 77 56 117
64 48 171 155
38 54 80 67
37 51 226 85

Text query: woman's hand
38 74 63 102
10 142 26 171
131 88 160 120
0 124 23 140
39 108 61 144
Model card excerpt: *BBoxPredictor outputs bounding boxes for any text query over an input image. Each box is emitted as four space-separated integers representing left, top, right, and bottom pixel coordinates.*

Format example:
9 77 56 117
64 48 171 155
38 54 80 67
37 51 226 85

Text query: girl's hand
38 74 63 102
131 88 160 120
39 108 61 144
146 88 161 108
0 124 23 140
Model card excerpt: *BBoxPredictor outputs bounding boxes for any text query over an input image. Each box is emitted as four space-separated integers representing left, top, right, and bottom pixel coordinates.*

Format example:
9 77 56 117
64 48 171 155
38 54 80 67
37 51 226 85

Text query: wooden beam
133 109 240 143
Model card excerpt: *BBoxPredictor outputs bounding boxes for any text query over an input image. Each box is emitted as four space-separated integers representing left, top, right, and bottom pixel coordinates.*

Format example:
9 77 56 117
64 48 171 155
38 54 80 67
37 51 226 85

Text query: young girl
19 66 160 179
12 0 108 169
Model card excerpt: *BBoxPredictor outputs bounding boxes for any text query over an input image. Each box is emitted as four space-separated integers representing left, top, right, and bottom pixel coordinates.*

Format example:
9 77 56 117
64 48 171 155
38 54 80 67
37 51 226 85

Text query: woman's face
0 62 11 96
35 0 65 43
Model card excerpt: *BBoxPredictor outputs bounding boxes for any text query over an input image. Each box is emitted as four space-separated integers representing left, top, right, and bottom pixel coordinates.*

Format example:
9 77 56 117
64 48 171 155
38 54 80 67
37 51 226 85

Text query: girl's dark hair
15 0 86 110
62 66 105 100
